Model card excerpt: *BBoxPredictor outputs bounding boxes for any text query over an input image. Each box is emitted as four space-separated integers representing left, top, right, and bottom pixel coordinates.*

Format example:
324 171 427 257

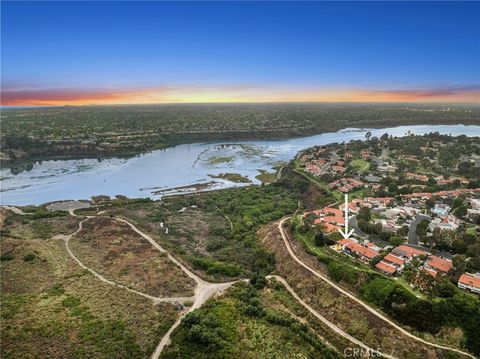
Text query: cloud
1 83 479 106
366 85 480 101
0 86 173 106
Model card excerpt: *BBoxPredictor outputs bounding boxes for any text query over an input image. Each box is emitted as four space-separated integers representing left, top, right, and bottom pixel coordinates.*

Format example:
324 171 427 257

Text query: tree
453 205 467 219
425 197 436 208
449 254 467 282
273 194 281 207
452 197 465 209
458 161 474 173
357 207 371 222
388 182 398 194
328 231 343 242
389 236 404 246
397 225 409 237
433 277 456 298
416 219 430 240
370 255 383 267
314 231 333 246
303 213 316 228
440 229 456 247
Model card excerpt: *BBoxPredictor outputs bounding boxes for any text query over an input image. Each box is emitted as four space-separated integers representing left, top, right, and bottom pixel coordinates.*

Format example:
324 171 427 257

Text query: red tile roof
340 202 360 212
366 197 393 204
459 274 480 289
345 242 378 259
376 261 397 274
383 253 405 266
338 238 355 247
426 256 452 273
317 221 341 233
392 245 427 259
323 208 344 217
322 216 344 225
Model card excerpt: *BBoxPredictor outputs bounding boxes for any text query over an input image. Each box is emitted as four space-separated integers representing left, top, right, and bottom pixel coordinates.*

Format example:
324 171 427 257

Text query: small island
208 172 251 183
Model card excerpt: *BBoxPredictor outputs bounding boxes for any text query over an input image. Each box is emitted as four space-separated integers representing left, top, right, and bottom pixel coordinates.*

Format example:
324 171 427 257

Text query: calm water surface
1 124 479 205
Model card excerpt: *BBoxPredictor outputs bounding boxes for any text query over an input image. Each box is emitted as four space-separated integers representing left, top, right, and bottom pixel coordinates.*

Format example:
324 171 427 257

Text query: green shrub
0 253 14 261
22 253 36 262
190 257 241 277
29 210 67 219
327 261 358 284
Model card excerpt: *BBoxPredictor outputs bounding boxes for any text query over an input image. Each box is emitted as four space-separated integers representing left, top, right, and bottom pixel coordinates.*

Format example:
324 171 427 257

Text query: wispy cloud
2 83 479 106
366 85 480 101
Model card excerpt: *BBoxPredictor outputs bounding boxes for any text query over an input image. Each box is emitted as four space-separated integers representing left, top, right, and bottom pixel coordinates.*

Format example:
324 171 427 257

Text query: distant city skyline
1 1 479 105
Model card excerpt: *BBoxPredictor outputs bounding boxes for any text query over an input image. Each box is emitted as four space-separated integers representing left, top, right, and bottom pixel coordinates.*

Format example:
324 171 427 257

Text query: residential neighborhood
299 133 480 295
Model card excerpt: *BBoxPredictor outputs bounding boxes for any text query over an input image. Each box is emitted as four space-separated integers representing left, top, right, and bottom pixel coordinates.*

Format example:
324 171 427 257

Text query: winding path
55 219 195 305
113 217 240 358
277 216 476 359
53 208 239 359
267 275 394 359
4 204 475 358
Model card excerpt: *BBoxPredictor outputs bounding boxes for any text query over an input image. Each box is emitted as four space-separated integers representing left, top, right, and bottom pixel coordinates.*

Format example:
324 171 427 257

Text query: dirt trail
114 217 240 358
42 205 239 359
55 220 195 305
3 202 477 358
277 216 476 359
267 275 394 359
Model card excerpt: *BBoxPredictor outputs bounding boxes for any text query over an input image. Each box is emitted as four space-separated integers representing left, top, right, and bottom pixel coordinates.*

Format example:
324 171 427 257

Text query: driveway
408 214 431 246
349 215 368 238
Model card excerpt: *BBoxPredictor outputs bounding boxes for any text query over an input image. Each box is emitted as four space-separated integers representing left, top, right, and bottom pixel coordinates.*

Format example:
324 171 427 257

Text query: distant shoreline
2 118 480 168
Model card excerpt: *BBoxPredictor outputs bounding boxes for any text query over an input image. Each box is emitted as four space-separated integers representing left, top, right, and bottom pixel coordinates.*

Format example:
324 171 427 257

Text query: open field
69 217 195 297
79 200 237 282
0 213 178 358
350 158 370 172
2 103 479 164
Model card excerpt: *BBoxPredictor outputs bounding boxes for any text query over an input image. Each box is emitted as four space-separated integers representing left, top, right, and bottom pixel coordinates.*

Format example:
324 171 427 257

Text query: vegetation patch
207 156 234 164
161 282 341 359
0 219 178 358
208 172 251 183
255 169 277 183
70 217 195 297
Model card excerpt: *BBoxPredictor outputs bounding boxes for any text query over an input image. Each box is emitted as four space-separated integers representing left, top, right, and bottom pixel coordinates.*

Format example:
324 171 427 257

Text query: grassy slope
0 213 178 358
161 282 342 359
69 217 195 297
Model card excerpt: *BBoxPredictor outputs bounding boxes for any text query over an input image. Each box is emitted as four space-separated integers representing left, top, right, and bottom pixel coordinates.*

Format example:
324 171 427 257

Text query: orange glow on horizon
2 85 479 106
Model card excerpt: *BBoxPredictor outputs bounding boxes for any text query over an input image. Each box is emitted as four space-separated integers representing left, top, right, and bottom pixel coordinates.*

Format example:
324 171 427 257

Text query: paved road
277 216 475 359
408 214 431 246
349 215 368 238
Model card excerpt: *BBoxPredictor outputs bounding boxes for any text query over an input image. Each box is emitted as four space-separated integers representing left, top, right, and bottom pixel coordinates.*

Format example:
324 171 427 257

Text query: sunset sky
1 1 479 106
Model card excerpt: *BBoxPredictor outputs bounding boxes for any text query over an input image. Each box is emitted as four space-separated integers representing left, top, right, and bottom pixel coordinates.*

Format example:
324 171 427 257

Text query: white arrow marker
338 193 355 239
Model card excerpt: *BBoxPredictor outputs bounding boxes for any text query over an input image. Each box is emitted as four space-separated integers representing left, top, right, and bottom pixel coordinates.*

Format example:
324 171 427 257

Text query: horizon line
2 100 480 109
